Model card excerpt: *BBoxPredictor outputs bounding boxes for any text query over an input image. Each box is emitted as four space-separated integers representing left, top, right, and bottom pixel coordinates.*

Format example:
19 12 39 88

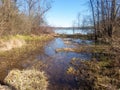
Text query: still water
0 29 93 90
37 29 93 89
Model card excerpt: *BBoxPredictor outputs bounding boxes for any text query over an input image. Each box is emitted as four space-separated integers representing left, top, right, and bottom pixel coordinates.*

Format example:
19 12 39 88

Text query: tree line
0 0 52 36
89 0 120 43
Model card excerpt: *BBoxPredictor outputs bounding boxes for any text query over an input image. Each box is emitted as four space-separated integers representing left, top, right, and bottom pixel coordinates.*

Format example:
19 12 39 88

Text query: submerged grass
56 44 111 54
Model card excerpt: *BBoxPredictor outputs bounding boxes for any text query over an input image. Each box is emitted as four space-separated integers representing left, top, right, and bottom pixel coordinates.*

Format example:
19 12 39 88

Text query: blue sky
46 0 90 27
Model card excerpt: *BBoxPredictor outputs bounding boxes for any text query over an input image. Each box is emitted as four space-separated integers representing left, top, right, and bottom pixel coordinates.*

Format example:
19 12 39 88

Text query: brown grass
4 69 48 90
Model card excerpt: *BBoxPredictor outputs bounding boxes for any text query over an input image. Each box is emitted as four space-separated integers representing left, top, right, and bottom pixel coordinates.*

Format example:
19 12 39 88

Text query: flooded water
0 29 93 90
36 29 93 89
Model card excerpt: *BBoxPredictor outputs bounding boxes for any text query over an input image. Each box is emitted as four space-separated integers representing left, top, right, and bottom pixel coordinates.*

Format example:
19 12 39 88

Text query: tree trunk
90 0 97 43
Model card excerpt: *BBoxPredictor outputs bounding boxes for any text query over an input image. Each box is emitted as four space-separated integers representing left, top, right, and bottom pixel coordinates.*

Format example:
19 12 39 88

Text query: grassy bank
0 34 54 81
67 44 120 90
57 34 94 40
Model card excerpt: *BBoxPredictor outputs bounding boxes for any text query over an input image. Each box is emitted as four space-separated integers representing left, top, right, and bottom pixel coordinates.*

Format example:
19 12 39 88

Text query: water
54 29 93 35
0 29 93 89
44 38 92 59
37 29 93 89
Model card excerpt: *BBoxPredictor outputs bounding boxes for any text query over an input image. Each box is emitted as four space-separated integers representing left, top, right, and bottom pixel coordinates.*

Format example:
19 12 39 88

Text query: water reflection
44 38 75 56
38 37 92 89
44 38 92 60
72 38 93 45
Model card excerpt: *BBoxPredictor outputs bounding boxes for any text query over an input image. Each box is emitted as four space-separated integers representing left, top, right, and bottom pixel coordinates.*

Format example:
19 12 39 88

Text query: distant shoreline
51 26 94 30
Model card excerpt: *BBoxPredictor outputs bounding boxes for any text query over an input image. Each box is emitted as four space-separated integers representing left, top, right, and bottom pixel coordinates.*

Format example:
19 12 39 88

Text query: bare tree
77 13 81 27
0 0 52 36
89 0 120 43
89 0 98 43
21 0 52 30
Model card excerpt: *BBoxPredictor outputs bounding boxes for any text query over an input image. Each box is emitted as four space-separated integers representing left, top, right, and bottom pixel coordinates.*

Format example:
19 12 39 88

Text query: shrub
67 58 120 90
4 69 48 90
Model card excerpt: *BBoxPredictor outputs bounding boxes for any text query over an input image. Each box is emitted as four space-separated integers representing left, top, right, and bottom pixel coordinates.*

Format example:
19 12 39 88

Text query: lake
54 29 94 35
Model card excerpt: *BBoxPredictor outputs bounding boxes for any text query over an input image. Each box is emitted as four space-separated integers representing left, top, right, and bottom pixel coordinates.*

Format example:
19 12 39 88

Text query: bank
0 34 54 81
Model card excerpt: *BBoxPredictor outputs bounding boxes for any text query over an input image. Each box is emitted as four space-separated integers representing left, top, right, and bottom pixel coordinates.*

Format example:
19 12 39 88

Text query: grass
58 33 94 40
0 34 54 81
0 84 12 90
67 57 120 90
55 44 111 54
4 69 48 90
15 34 52 41
0 34 53 59
0 34 53 42
0 34 53 54
67 41 120 90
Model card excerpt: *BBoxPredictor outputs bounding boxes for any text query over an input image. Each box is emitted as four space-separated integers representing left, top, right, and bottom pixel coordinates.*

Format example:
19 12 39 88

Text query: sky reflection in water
37 29 93 89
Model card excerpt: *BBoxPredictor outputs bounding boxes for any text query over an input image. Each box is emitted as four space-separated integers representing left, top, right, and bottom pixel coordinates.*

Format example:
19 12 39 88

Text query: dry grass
0 38 25 51
56 47 87 53
55 45 111 54
0 84 12 90
4 69 48 90
67 58 120 90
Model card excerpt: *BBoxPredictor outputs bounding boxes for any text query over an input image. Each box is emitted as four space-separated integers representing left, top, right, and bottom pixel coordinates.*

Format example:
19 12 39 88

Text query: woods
90 0 120 43
0 0 52 36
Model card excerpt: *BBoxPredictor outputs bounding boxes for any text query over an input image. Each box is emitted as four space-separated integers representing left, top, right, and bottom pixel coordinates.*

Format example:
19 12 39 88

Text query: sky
46 0 90 27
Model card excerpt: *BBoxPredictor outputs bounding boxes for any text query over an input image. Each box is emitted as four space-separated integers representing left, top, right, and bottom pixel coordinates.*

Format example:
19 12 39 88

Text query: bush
4 69 48 90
